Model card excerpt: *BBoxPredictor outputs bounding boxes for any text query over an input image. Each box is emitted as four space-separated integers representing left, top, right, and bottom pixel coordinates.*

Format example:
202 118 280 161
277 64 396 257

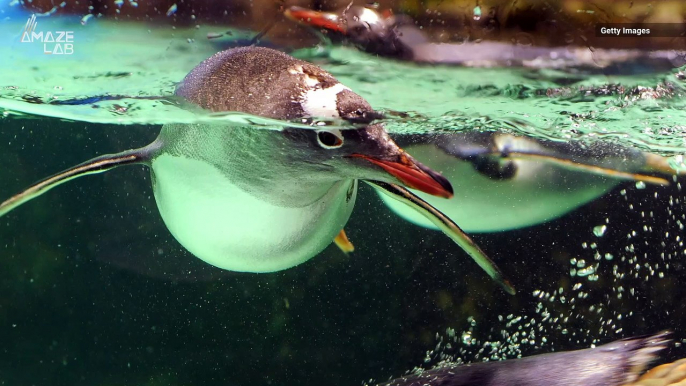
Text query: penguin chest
150 153 357 272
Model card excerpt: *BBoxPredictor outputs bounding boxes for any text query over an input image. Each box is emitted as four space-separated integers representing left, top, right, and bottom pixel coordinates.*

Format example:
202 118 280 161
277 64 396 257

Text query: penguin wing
0 141 229 282
367 180 515 295
504 151 671 185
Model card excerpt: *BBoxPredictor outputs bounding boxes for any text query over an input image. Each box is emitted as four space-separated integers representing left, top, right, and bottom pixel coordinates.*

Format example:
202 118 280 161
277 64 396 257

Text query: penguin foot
334 229 355 253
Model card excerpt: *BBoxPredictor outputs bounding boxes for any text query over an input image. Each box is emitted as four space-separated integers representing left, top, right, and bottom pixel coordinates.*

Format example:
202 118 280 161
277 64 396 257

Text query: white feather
301 82 350 118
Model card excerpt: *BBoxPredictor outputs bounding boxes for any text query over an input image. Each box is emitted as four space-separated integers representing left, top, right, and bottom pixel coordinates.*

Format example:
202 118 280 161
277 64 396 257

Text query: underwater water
1 4 686 386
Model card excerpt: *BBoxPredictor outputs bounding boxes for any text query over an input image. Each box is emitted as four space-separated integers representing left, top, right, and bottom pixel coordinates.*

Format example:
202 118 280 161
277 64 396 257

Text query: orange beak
284 6 347 34
351 153 453 198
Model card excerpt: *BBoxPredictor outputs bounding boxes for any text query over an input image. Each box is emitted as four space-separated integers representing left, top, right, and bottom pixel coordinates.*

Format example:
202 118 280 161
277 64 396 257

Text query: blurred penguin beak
284 6 347 34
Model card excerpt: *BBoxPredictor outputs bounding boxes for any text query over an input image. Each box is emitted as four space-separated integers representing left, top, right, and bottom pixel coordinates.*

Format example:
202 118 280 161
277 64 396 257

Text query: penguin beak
284 6 347 34
351 153 454 199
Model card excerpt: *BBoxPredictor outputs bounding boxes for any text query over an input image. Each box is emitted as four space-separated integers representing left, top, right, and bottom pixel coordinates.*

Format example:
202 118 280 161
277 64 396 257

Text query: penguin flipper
431 132 676 185
367 180 515 295
642 152 685 177
506 151 671 186
334 229 355 253
0 146 155 218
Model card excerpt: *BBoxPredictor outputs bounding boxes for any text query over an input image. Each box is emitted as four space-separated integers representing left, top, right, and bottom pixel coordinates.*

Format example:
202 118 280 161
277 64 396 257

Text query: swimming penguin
378 331 686 386
0 47 514 294
285 5 684 71
378 132 681 233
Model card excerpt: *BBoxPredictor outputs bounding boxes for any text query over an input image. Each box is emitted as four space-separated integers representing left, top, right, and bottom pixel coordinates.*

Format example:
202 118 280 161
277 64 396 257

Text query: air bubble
473 6 482 21
593 225 607 237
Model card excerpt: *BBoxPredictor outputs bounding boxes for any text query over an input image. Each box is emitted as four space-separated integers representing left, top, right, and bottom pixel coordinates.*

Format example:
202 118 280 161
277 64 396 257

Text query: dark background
2 0 686 385
0 118 684 386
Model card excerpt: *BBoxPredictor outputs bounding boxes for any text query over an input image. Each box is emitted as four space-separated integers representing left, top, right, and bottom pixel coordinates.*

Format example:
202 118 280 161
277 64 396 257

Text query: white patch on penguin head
288 65 319 88
301 82 351 118
288 64 352 119
356 7 382 25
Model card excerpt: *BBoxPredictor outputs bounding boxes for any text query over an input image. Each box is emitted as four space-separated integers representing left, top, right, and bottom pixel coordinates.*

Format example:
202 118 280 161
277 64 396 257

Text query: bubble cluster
417 174 685 372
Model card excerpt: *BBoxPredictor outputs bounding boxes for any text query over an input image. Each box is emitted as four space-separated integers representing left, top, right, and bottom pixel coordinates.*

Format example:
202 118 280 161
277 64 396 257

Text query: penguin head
174 46 452 198
280 123 453 199
285 5 405 56
274 61 452 198
285 5 386 37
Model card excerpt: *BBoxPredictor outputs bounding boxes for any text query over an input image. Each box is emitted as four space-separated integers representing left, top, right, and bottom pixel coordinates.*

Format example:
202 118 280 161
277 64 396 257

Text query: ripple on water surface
1 17 685 165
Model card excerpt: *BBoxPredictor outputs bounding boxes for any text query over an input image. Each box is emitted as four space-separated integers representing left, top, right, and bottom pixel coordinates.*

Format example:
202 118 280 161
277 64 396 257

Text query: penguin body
379 132 679 233
150 123 357 272
153 47 408 272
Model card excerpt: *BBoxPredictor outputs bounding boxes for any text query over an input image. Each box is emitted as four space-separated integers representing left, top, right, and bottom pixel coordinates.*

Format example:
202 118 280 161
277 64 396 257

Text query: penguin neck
157 124 346 208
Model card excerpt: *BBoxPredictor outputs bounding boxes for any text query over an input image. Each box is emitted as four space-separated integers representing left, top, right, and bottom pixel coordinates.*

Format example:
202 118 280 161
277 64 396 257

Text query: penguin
378 132 682 233
284 5 684 71
378 331 685 386
0 47 514 294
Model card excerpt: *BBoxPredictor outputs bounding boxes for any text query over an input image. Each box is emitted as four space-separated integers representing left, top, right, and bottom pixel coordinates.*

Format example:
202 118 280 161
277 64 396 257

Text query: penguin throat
235 171 350 208
158 124 348 209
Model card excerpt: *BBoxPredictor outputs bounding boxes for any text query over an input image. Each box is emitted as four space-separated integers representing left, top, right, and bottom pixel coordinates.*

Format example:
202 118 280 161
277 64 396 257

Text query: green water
1 10 686 386
3 17 686 159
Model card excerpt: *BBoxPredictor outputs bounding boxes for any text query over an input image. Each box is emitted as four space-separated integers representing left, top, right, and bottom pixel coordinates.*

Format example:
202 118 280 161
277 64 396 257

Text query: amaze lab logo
20 14 74 55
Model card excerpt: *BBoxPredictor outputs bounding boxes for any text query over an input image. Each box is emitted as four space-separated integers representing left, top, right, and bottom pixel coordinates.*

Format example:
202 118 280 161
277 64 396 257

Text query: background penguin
379 132 682 233
285 5 684 72
378 331 686 386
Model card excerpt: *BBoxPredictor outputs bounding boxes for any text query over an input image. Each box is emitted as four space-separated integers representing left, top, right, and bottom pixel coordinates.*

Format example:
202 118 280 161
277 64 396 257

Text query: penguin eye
316 129 344 149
